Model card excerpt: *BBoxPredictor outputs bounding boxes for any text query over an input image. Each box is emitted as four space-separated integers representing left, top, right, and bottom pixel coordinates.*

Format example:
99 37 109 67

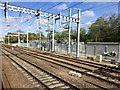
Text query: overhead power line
81 2 110 12
60 2 84 12
30 2 49 9
44 2 63 11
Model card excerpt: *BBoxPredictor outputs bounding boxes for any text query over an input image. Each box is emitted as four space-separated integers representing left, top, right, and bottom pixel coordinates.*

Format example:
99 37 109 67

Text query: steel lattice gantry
0 2 81 58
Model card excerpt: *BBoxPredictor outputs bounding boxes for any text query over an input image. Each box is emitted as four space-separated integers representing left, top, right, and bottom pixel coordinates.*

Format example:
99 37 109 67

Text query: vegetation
54 13 119 43
54 28 86 43
4 31 46 43
88 14 119 42
4 13 119 44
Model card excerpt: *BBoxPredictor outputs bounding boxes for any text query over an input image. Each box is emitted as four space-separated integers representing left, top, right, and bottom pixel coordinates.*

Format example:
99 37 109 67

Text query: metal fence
55 43 85 56
85 43 120 61
17 41 120 62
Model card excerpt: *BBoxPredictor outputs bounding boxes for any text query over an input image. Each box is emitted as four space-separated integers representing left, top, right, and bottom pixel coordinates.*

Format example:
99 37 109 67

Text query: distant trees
4 31 46 43
54 13 119 43
54 28 87 43
88 14 119 42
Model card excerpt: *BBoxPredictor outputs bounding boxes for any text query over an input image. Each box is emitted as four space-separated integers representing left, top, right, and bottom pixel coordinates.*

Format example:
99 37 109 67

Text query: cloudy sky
0 0 118 38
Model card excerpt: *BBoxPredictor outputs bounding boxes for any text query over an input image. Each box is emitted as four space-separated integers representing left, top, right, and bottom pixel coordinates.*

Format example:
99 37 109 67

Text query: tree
4 31 47 44
55 32 61 43
80 28 86 42
88 14 119 42
54 28 87 43
88 17 106 42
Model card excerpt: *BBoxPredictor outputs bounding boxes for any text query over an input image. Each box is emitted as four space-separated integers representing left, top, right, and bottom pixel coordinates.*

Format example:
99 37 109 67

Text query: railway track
2 48 81 90
23 47 120 70
6 45 119 72
6 46 120 85
2 69 12 89
2 45 120 89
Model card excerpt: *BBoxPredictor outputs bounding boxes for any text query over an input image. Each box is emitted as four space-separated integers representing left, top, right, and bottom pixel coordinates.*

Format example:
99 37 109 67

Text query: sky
0 0 118 39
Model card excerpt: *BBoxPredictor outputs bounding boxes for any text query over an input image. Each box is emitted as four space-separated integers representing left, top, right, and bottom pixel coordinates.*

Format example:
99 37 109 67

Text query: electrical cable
44 2 63 11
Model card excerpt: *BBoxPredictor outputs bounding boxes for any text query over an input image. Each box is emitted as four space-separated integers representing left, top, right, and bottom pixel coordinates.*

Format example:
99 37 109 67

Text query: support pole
39 9 41 50
59 12 62 52
4 1 8 21
59 12 61 30
36 9 41 50
118 44 120 62
52 14 55 52
18 31 20 46
27 29 28 48
8 36 9 45
48 15 50 51
76 9 81 58
68 8 71 54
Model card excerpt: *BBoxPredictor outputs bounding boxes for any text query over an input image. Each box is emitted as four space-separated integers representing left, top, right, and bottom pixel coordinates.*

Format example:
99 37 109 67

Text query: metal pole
105 45 108 59
68 8 71 54
4 1 8 21
8 36 9 45
59 12 62 52
52 14 55 52
39 9 41 50
37 21 39 49
118 44 120 62
59 12 61 31
48 15 50 51
27 29 28 48
94 45 96 56
76 9 81 58
59 12 62 45
18 31 20 46
85 44 87 56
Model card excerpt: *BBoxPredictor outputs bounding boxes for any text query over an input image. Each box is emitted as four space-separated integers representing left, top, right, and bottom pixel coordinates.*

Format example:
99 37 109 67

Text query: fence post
105 45 108 59
85 45 87 56
118 44 120 62
94 45 96 56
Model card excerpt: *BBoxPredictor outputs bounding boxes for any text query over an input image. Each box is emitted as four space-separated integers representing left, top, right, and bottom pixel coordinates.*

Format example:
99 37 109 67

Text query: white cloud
82 10 95 18
72 10 95 19
85 21 94 27
35 19 51 26
53 4 68 11
72 14 77 18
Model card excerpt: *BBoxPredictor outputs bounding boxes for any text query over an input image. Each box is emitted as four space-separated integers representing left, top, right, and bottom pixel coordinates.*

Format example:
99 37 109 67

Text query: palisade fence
55 42 120 62
15 41 120 62
85 42 120 61
55 43 85 56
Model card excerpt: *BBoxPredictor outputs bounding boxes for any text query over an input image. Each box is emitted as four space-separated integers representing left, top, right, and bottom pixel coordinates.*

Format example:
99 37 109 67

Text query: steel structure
0 2 81 58
6 34 19 45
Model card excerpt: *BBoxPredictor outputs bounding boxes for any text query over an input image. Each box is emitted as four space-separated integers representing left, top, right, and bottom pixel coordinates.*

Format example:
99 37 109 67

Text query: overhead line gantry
0 2 81 58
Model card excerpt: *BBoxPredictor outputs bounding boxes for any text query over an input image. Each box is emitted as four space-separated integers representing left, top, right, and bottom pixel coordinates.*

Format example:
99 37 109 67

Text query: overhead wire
71 2 112 17
60 2 84 12
80 3 117 26
44 2 63 11
7 1 117 30
30 2 49 9
81 2 111 12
